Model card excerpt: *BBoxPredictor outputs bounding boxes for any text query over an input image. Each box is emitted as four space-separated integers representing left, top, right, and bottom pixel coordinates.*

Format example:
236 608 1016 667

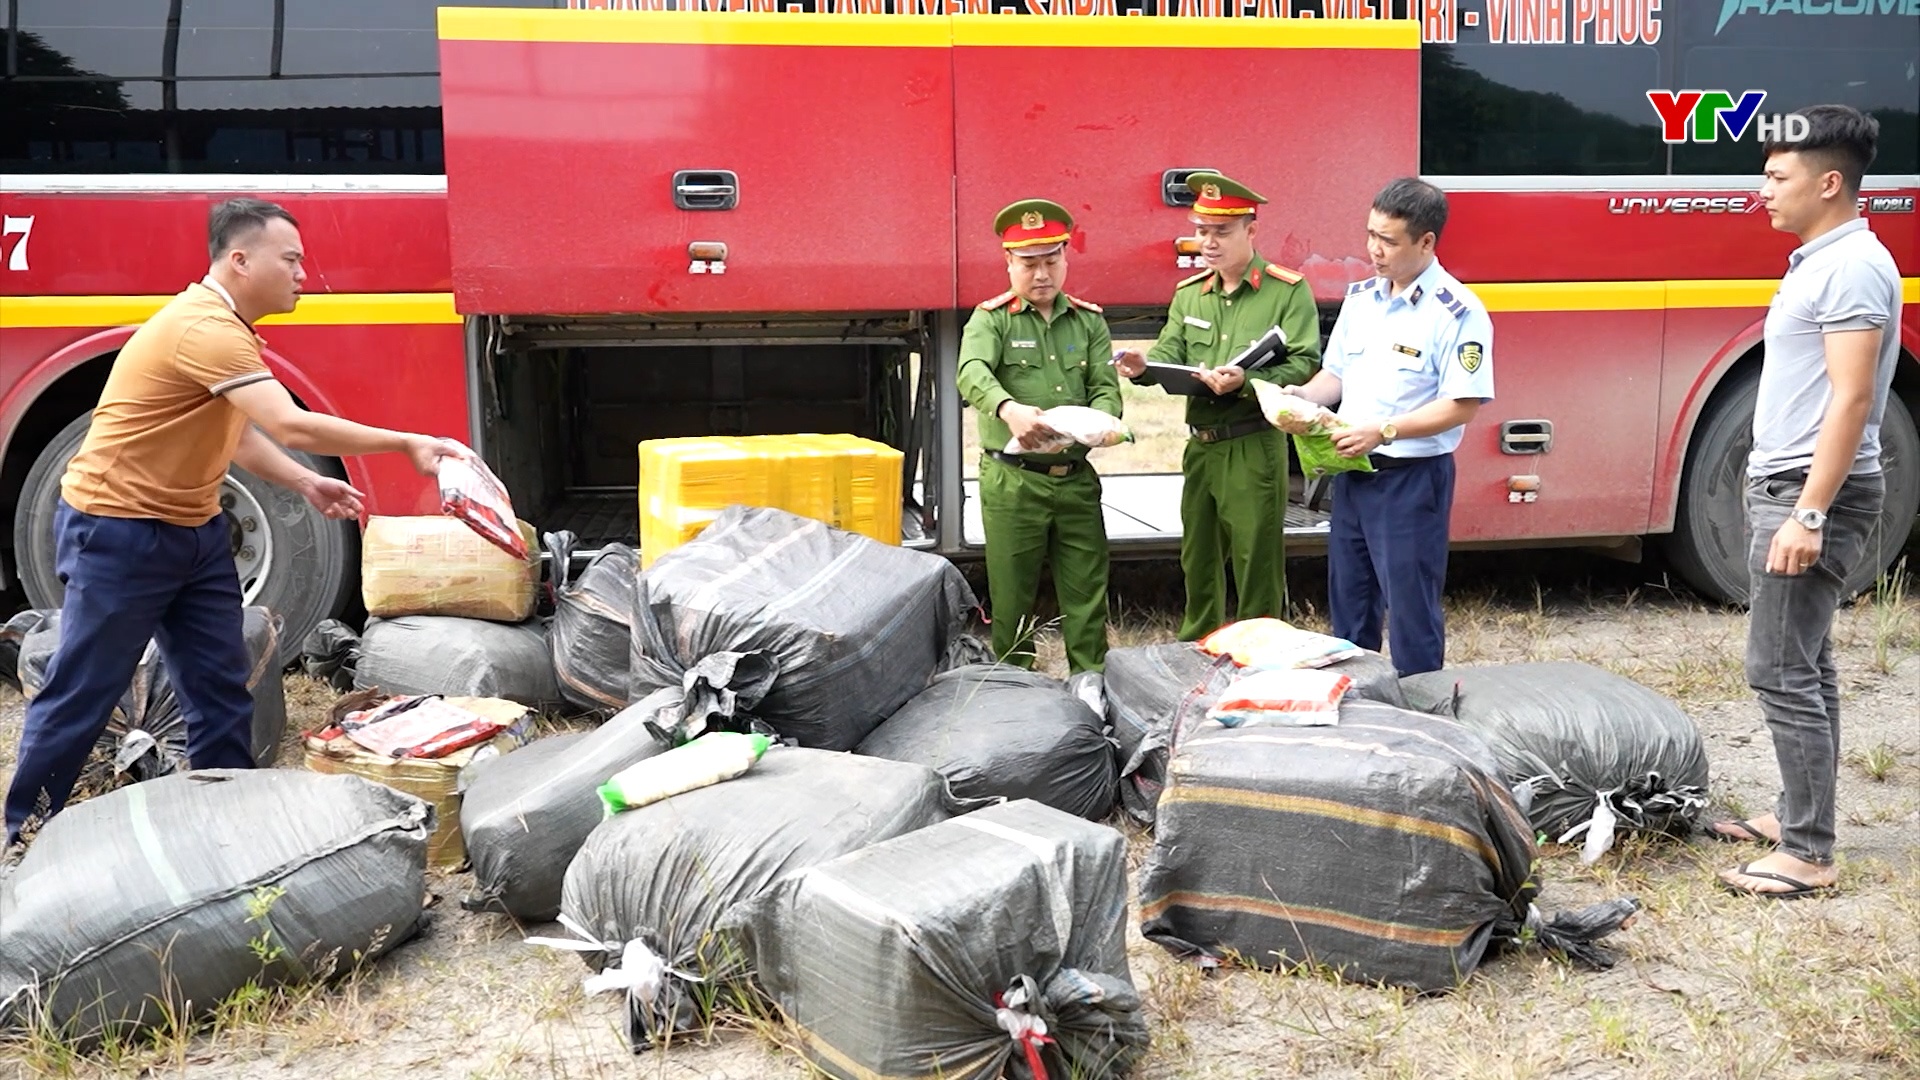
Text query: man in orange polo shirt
4 197 457 847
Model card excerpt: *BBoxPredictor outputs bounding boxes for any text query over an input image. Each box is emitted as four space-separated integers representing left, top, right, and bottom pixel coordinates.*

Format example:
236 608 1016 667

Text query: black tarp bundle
629 505 982 751
457 688 681 922
1103 641 1406 826
1140 690 1637 991
1400 661 1711 862
732 800 1149 1080
550 544 637 713
550 747 961 1048
6 606 286 787
0 770 430 1040
354 615 564 710
856 663 1118 820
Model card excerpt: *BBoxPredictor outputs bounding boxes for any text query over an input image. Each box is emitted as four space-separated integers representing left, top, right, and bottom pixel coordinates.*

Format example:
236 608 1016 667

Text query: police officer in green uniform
1115 172 1322 641
957 198 1122 674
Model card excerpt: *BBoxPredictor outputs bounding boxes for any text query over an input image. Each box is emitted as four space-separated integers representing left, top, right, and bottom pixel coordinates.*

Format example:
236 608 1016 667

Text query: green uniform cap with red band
1185 171 1268 217
995 198 1073 257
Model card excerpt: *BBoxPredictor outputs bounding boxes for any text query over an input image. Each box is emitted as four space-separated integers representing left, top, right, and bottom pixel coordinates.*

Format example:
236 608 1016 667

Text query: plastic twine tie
994 987 1056 1080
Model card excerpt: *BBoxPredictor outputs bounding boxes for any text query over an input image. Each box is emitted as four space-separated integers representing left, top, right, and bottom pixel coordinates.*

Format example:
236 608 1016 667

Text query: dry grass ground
3 550 1917 1080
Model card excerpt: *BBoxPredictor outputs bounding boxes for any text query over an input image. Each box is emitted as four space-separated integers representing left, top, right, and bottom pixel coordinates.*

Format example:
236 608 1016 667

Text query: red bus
3 2 1916 659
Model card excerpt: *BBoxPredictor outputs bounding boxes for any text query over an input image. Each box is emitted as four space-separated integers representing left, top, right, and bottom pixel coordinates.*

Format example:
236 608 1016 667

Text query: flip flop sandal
1718 862 1835 901
1707 819 1776 845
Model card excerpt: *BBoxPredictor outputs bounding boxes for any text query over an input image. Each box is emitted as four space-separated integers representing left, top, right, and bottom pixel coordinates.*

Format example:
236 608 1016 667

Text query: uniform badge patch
1392 343 1422 358
1011 339 1038 348
1020 210 1044 230
1457 342 1484 373
1201 183 1222 201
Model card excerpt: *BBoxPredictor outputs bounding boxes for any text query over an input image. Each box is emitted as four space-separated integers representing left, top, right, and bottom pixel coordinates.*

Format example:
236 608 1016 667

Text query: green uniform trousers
1178 427 1289 642
979 456 1110 674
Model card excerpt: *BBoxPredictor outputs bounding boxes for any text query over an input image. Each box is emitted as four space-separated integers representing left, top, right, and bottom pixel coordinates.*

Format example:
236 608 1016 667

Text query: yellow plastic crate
638 434 903 568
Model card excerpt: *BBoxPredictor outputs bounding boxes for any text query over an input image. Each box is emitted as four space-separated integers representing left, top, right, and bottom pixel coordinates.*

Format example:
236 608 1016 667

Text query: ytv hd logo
1646 91 1811 145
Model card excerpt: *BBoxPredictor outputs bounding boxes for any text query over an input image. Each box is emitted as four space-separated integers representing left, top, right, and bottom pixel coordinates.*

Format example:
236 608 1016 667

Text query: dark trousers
5 499 256 845
1744 470 1885 865
1328 454 1454 677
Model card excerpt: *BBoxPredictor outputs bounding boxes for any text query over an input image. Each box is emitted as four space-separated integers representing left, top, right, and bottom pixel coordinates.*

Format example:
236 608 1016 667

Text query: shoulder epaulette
978 290 1016 311
1264 262 1304 285
1176 268 1213 289
1347 277 1375 296
1066 294 1103 314
1433 285 1470 319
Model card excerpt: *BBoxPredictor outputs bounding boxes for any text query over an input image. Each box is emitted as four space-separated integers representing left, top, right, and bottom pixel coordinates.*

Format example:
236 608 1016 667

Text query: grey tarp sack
0 770 430 1040
856 663 1118 820
551 545 637 713
1140 696 1543 992
6 606 287 786
629 505 980 751
730 799 1149 1080
1399 661 1711 862
356 615 564 709
457 688 681 922
552 747 958 1049
1104 642 1405 826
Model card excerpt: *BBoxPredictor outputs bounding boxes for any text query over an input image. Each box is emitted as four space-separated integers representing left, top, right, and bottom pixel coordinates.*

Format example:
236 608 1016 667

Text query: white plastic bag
1002 405 1132 455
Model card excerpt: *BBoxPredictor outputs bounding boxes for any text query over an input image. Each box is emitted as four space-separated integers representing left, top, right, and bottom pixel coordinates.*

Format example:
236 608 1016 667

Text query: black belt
1188 418 1271 445
986 451 1084 478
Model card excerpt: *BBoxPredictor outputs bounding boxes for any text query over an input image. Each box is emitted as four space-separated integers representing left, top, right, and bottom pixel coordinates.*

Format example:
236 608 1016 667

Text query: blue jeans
1744 470 1886 866
4 500 256 845
1329 454 1455 677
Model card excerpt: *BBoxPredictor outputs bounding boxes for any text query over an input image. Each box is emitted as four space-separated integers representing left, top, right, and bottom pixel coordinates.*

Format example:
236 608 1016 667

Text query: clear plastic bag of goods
1251 382 1376 479
1002 404 1133 455
354 615 563 710
361 515 540 623
302 691 536 870
630 504 981 751
729 800 1149 1080
6 606 286 790
856 663 1119 820
1198 618 1365 669
550 544 637 712
1140 698 1637 991
1400 661 1712 863
456 689 682 922
0 770 431 1042
437 441 530 561
550 748 960 1049
1206 667 1352 727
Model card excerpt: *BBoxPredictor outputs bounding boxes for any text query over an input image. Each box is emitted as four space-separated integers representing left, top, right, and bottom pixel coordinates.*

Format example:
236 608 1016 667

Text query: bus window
1669 5 1919 176
1420 42 1664 176
0 0 559 174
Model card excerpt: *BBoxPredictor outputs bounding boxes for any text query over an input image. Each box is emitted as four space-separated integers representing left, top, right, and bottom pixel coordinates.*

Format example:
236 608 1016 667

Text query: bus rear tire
12 413 358 668
1665 368 1920 607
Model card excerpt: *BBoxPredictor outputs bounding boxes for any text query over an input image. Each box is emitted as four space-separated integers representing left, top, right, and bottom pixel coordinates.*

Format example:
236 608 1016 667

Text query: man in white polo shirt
1710 106 1901 900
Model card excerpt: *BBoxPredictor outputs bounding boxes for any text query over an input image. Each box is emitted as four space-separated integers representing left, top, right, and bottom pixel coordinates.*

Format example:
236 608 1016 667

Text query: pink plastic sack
437 442 529 561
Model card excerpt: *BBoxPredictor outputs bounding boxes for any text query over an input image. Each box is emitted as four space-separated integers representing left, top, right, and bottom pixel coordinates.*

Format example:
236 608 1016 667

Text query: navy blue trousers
1329 454 1454 678
5 499 255 845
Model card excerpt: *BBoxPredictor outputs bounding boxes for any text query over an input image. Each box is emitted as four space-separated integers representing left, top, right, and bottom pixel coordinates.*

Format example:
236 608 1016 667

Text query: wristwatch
1792 507 1827 531
1378 421 1398 444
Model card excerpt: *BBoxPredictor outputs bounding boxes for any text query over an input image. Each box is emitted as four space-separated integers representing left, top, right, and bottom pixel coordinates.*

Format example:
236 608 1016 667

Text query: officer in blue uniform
1282 178 1494 676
